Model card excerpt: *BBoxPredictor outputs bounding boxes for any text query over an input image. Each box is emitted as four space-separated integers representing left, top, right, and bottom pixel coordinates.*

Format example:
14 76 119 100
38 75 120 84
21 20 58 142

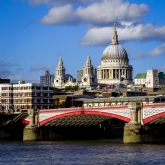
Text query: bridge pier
42 126 64 140
23 110 63 141
123 102 153 143
23 109 42 141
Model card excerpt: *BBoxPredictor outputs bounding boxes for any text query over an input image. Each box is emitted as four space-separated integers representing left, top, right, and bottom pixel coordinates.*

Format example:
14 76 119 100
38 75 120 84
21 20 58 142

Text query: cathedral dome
97 23 133 86
101 23 128 61
102 44 128 60
65 74 73 81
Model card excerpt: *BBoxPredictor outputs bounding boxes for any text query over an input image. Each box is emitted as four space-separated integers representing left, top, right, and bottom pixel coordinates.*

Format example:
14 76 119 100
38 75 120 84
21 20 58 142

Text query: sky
0 0 165 83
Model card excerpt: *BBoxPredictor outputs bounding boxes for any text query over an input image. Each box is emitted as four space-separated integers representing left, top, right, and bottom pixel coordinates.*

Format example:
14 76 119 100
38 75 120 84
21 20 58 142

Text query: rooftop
135 73 146 79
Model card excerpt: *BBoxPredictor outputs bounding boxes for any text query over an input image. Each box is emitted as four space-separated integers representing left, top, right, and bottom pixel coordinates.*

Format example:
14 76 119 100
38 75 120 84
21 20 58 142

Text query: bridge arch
143 104 165 124
39 109 130 126
143 111 165 124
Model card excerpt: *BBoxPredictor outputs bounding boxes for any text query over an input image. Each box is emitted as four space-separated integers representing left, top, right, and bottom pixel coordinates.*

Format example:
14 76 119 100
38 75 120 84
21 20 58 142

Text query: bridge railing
39 107 83 113
38 102 165 113
39 105 129 113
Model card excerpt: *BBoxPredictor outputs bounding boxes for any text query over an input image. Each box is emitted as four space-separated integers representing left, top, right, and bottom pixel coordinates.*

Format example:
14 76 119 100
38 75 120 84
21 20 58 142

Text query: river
1 139 165 165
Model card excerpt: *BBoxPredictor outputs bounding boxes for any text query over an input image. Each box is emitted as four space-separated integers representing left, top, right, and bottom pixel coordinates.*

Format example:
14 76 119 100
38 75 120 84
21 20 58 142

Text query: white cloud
0 67 38 83
0 67 12 78
0 62 20 78
8 75 39 83
30 64 53 71
28 0 89 6
131 52 148 60
75 0 149 25
40 0 149 25
130 43 165 60
28 0 50 5
158 66 165 72
8 75 24 81
40 5 75 24
0 62 19 67
80 24 165 46
120 21 134 27
80 27 112 46
149 43 165 56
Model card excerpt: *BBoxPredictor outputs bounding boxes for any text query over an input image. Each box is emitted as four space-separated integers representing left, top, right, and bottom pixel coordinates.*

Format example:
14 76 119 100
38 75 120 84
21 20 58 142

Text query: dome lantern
111 23 119 45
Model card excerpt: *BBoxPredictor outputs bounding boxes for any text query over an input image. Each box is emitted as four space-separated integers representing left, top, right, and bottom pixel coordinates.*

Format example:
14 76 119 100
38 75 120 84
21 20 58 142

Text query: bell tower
54 56 66 88
81 54 96 87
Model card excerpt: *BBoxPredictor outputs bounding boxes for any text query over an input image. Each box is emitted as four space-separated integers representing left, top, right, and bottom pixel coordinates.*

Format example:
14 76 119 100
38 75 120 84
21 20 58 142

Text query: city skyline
1 0 165 83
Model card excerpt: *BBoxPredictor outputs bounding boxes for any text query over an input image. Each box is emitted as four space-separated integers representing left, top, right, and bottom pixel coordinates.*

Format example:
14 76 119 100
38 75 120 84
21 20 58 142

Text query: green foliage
160 87 165 90
65 85 78 91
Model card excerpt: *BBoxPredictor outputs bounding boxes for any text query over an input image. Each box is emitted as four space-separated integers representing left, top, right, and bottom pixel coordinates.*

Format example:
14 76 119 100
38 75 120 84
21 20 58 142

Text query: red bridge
23 102 165 127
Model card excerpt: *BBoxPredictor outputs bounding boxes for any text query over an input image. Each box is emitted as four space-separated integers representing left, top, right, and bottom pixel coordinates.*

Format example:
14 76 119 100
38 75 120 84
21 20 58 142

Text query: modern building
0 82 54 111
40 70 54 85
77 69 84 83
97 23 133 85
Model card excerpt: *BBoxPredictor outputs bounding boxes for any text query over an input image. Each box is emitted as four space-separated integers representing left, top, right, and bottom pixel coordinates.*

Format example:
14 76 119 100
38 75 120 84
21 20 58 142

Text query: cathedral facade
53 23 133 88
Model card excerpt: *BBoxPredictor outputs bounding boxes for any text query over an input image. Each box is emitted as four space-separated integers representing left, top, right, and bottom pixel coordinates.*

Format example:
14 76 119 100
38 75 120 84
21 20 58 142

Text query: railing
38 102 165 113
39 105 129 113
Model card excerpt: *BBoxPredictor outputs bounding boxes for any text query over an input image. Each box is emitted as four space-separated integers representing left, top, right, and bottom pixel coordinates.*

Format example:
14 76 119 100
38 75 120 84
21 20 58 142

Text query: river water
1 139 165 165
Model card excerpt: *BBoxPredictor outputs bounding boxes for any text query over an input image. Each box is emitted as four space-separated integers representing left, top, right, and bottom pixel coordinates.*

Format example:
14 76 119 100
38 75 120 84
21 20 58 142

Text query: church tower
81 54 96 87
146 69 159 88
54 56 66 88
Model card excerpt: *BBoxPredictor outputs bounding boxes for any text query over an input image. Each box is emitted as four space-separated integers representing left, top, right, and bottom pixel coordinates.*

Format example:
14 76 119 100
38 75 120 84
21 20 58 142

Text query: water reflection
1 140 165 165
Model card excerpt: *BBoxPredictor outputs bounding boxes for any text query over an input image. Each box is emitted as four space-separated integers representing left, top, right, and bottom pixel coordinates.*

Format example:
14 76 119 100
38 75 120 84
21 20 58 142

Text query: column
105 69 106 79
98 70 100 79
114 69 116 79
107 69 109 79
124 69 126 79
106 69 108 79
119 69 121 80
130 107 137 123
113 69 115 79
127 70 129 79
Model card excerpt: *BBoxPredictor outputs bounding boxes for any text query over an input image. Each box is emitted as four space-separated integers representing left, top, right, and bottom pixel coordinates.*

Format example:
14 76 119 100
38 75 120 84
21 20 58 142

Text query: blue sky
0 0 165 83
